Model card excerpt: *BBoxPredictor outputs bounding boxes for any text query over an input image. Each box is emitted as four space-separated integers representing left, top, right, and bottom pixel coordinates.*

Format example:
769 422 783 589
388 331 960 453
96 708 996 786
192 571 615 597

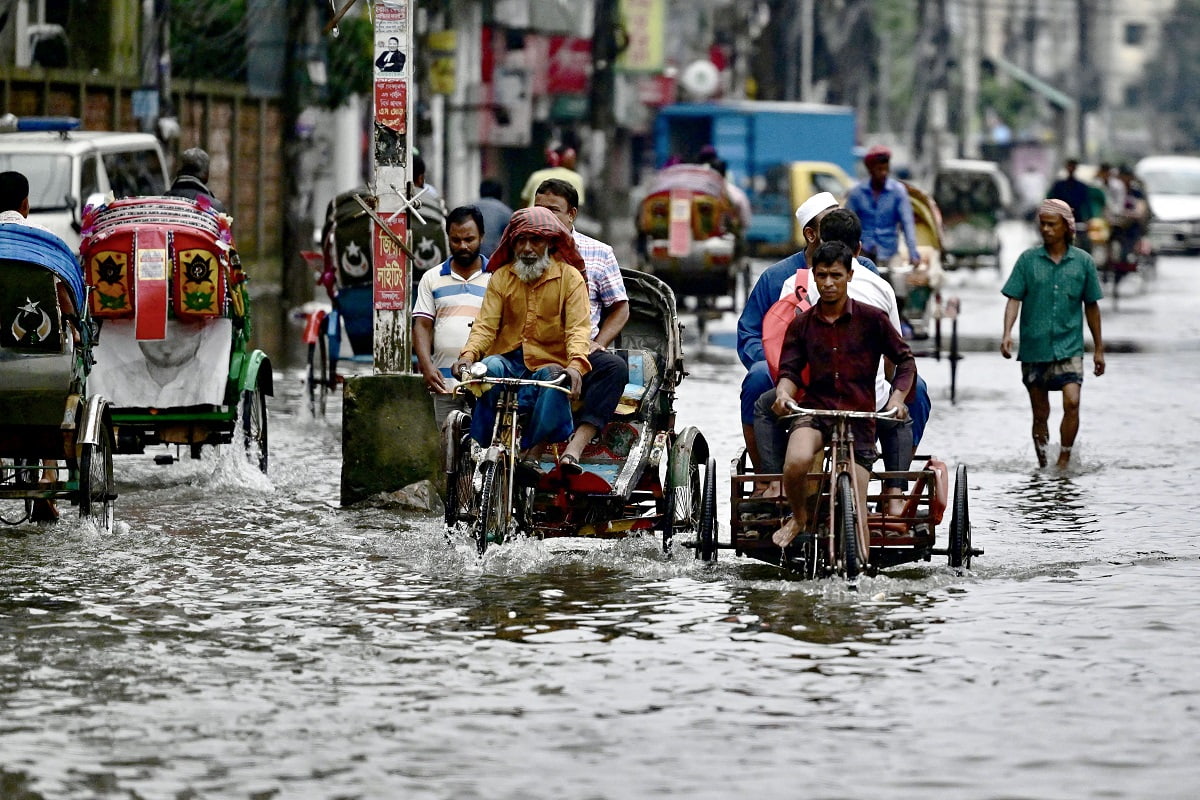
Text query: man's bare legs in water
1027 382 1082 469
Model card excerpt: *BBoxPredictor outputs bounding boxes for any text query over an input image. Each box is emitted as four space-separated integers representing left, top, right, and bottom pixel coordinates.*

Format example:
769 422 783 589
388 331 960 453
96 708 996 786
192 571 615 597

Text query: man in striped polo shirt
413 205 491 425
533 178 630 473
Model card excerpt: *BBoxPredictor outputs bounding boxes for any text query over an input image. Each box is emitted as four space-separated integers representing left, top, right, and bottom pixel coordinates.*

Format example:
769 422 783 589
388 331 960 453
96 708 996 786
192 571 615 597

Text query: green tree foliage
323 14 374 109
171 1 249 83
1143 0 1200 150
170 1 372 109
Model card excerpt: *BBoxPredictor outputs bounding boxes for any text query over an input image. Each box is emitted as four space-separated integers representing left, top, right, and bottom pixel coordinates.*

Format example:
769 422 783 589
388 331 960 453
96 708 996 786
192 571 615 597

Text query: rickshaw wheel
445 432 475 527
306 330 329 417
475 460 508 554
695 456 718 561
241 378 269 473
836 473 859 579
948 464 971 569
79 420 115 530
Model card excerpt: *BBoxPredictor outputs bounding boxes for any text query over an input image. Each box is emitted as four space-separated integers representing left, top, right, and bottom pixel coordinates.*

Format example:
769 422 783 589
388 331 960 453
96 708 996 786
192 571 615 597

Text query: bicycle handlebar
782 402 899 421
456 369 572 395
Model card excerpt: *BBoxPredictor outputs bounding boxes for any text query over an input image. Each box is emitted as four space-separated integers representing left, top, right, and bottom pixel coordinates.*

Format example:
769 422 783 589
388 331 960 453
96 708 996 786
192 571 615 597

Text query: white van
0 120 169 249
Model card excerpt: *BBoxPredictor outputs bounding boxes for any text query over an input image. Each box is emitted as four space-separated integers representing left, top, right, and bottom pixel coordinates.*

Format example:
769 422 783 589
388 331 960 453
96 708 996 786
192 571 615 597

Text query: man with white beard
453 206 593 472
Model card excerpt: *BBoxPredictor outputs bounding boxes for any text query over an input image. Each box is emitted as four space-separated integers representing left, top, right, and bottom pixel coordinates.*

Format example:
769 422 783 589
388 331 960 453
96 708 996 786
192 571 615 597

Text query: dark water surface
2 255 1199 799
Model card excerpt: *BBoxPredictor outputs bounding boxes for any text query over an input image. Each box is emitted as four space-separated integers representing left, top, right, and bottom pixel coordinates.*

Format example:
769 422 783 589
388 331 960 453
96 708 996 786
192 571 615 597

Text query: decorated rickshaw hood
0 224 84 312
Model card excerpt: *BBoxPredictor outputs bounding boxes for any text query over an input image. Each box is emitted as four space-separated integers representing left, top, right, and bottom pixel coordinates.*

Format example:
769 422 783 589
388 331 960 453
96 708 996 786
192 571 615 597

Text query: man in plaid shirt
533 178 630 473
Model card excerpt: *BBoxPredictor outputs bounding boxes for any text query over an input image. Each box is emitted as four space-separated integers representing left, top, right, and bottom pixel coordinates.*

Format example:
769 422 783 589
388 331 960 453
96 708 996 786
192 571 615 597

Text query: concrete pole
370 0 414 373
960 0 980 158
800 0 814 102
342 0 441 506
445 1 482 207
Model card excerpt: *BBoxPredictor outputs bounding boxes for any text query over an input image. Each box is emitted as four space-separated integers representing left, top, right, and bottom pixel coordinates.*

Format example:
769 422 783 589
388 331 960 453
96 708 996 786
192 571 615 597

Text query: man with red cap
453 206 593 470
1001 198 1105 469
845 145 922 316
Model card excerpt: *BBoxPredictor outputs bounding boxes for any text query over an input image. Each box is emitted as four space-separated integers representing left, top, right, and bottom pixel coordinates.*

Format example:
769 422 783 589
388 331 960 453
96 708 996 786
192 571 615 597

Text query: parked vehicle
0 115 168 249
1135 155 1200 255
651 101 857 257
932 159 1013 271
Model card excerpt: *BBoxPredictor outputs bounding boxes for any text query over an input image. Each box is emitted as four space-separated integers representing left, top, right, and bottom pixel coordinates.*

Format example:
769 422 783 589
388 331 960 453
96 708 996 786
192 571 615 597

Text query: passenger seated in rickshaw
451 207 592 472
770 241 916 548
533 178 630 473
0 170 84 522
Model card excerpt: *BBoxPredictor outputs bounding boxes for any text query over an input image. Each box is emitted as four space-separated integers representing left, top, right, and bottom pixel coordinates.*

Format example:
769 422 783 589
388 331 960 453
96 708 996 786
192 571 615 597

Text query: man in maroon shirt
771 241 917 550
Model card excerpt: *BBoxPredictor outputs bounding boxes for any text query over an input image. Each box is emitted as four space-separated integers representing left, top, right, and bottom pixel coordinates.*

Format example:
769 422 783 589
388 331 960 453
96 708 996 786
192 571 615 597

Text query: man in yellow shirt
454 206 592 469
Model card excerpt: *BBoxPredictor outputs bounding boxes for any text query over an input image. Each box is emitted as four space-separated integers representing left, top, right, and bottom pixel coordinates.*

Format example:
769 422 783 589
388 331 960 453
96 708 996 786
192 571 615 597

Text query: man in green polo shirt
1001 198 1105 468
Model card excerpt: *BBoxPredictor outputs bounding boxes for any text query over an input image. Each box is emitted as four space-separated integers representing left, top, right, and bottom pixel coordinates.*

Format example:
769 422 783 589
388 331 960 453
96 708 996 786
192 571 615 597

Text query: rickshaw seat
0 260 68 354
610 348 661 419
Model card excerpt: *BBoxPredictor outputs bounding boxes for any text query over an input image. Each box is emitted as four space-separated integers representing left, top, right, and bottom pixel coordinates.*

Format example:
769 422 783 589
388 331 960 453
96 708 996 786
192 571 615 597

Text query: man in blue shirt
737 193 888 471
845 146 921 320
736 192 837 470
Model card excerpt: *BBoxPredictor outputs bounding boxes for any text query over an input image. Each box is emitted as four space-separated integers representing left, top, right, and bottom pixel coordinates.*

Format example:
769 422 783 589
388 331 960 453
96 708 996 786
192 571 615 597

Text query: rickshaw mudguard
668 425 709 486
230 350 274 397
74 395 112 447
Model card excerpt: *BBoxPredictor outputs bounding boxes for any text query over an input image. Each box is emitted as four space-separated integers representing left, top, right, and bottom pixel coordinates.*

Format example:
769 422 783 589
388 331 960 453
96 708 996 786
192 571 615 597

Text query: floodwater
2 245 1199 799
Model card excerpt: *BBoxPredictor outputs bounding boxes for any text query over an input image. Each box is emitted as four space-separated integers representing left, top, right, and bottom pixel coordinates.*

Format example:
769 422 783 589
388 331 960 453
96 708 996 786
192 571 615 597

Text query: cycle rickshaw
79 197 272 471
635 164 747 334
442 268 717 557
0 224 116 527
727 405 979 578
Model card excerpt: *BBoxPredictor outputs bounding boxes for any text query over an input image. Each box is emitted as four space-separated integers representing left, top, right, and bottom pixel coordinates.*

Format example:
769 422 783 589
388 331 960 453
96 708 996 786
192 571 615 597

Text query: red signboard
373 215 408 311
375 80 407 134
667 188 692 257
547 36 592 95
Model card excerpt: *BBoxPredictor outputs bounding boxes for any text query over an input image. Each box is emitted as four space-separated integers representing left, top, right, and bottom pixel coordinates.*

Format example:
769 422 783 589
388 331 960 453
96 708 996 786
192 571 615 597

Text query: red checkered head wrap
1038 198 1076 232
488 206 586 274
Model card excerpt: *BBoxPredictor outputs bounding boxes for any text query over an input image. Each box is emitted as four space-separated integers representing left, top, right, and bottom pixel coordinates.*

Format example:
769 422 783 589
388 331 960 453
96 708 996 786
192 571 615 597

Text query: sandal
515 458 545 484
558 453 584 475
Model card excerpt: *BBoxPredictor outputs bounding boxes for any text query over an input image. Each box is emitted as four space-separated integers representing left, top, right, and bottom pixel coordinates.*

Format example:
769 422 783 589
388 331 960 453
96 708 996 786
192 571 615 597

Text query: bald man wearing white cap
735 192 882 472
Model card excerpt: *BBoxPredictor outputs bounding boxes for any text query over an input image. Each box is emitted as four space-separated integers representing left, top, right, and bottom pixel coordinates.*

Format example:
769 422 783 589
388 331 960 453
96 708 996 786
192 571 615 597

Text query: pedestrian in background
412 206 490 426
473 178 512 258
165 147 226 214
1001 199 1105 469
844 145 921 323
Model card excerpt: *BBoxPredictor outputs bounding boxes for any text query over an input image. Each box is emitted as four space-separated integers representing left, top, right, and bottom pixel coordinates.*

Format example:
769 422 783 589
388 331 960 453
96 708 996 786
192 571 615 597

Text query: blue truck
651 101 858 257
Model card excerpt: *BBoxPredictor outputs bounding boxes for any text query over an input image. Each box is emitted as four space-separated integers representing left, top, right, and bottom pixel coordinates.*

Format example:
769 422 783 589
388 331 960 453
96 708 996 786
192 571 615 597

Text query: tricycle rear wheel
696 456 717 561
445 432 475 528
306 325 329 417
241 376 269 474
948 464 971 568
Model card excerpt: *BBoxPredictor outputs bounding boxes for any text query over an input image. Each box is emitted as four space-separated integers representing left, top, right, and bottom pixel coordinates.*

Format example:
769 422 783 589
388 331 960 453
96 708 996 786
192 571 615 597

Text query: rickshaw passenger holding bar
452 207 592 471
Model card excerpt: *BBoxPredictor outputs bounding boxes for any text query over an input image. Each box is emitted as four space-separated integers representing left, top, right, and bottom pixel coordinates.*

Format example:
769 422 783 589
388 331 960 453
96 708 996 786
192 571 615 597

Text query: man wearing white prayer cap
735 190 861 473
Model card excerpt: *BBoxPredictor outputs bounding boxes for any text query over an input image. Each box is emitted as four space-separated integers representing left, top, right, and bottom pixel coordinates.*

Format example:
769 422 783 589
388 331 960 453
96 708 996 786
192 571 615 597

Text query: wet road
2 234 1199 799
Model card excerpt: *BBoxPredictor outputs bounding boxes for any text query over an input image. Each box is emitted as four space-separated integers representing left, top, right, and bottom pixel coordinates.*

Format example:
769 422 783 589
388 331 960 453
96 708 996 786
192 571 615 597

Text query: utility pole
281 0 312 316
589 0 621 244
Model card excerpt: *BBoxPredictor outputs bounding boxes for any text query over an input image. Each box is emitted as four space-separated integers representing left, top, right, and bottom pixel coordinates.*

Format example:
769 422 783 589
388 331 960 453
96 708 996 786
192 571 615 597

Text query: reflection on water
1005 472 1100 544
2 340 1200 796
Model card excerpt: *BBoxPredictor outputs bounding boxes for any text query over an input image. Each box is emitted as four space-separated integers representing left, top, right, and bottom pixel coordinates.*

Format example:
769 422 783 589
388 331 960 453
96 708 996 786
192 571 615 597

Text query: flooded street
3 231 1200 799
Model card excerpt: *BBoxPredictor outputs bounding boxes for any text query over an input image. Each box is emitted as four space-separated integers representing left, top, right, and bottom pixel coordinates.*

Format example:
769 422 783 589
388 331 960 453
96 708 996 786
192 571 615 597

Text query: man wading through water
1001 198 1105 469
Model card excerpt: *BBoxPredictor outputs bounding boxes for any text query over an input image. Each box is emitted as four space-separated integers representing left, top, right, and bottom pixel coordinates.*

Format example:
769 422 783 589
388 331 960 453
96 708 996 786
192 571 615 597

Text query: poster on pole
373 215 408 311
